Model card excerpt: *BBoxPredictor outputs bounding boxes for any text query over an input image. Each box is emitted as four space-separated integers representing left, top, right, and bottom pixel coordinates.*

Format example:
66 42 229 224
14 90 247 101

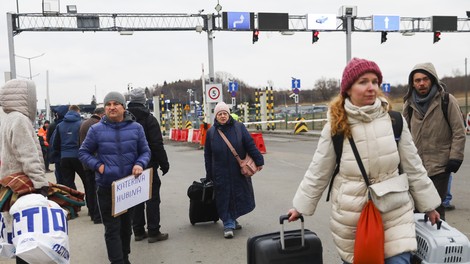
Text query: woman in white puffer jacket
287 58 441 264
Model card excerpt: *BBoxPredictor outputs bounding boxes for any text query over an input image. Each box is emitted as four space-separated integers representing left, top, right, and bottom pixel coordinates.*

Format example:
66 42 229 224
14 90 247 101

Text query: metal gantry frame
6 11 470 82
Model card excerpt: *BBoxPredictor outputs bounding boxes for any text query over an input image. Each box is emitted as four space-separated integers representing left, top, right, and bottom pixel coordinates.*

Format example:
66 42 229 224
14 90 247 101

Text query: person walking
204 101 264 239
0 79 50 264
47 105 68 185
79 91 150 264
403 62 466 220
37 120 52 172
54 105 87 191
79 107 105 224
287 58 441 264
127 88 170 243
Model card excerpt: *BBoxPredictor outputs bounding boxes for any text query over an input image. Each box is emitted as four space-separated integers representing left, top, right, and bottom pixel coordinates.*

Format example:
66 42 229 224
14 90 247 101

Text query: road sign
231 91 237 97
293 88 299 94
206 84 223 103
291 79 301 89
382 83 391 93
228 81 238 92
306 14 337 30
372 15 400 31
226 12 251 30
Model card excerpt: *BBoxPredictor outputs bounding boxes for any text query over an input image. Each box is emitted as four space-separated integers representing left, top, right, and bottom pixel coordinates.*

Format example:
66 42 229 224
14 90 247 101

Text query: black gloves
36 185 49 197
445 159 463 173
160 164 169 176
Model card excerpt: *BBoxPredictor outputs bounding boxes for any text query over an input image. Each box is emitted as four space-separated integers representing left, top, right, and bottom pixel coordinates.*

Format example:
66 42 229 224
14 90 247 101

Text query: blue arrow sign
382 83 391 93
291 79 301 89
372 15 400 31
228 81 238 92
227 12 251 30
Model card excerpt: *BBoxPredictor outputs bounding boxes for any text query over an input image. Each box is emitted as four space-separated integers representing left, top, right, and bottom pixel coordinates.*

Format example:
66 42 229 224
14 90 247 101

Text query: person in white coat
287 58 441 264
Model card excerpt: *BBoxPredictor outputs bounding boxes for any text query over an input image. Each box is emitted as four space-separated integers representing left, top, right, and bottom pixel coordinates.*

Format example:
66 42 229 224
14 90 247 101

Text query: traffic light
252 29 259 44
312 30 319 44
381 31 388 44
433 31 441 43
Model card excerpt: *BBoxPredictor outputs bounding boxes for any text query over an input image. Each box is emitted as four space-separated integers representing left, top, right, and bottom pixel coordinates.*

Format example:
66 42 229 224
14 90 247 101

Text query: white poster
112 168 153 216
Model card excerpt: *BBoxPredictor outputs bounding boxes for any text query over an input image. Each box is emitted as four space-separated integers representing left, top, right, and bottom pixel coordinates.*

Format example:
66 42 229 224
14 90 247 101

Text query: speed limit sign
206 84 223 103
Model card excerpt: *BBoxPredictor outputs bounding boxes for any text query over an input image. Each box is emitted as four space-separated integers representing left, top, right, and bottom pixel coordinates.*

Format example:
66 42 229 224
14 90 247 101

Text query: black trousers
84 169 100 221
430 172 451 221
97 187 132 264
132 169 162 236
60 157 86 190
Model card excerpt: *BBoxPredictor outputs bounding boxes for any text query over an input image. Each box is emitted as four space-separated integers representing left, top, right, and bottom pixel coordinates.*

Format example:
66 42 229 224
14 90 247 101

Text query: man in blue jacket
54 105 86 190
79 91 151 264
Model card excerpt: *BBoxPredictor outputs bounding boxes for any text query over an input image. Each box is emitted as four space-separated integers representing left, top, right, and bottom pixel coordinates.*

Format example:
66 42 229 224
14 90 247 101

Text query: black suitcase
187 178 219 225
247 215 323 264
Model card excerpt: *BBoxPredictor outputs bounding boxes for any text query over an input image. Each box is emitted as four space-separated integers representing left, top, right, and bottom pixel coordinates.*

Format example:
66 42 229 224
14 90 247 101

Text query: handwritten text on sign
112 168 153 216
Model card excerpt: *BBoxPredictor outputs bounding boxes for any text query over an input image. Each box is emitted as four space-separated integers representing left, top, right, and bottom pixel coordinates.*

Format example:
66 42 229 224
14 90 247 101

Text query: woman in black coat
204 102 264 239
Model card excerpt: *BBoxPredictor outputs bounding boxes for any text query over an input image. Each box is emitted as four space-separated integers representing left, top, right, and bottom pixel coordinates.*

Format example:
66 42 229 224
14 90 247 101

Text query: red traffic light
433 31 441 43
312 30 320 44
252 29 259 44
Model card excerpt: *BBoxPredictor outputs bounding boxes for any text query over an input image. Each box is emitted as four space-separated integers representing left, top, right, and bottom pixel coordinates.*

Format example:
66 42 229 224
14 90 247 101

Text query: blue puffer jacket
54 110 82 158
204 118 264 222
78 112 151 188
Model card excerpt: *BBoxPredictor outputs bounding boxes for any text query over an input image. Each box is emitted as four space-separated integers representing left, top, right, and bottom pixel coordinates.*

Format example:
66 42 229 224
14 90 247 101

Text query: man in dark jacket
79 107 105 224
127 88 170 243
47 105 69 184
54 105 86 191
79 91 150 264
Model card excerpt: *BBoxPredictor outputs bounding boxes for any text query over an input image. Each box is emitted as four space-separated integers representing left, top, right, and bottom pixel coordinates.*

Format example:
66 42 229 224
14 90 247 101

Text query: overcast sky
1 0 469 108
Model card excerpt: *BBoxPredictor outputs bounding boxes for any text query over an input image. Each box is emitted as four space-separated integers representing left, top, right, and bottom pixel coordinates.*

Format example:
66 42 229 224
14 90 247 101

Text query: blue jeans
223 219 236 230
343 252 411 264
442 174 453 206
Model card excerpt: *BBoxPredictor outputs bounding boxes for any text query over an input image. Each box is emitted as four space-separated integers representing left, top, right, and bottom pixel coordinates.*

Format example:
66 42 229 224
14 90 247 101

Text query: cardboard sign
112 168 153 216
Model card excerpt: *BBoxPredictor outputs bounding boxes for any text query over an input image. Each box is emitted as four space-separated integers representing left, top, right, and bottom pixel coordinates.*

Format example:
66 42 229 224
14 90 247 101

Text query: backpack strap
326 133 343 202
388 110 403 142
441 92 450 128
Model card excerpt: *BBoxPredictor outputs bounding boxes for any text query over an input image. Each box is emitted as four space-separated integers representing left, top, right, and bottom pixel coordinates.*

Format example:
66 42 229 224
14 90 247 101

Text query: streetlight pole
466 57 468 115
15 53 45 79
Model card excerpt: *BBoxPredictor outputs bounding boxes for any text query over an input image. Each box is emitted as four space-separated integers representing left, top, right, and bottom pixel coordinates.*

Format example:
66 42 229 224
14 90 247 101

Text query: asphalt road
1 133 469 264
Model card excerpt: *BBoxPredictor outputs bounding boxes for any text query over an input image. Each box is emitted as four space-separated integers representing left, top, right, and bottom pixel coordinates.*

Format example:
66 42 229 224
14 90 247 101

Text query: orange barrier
251 133 266 154
179 129 189 142
192 129 201 144
199 123 211 148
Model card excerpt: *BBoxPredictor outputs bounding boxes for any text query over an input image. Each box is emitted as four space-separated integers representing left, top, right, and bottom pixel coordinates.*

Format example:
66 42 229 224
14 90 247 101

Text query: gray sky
1 0 469 108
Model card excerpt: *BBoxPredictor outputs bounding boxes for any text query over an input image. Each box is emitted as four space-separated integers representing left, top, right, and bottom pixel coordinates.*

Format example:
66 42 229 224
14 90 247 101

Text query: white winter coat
0 79 48 189
293 98 441 263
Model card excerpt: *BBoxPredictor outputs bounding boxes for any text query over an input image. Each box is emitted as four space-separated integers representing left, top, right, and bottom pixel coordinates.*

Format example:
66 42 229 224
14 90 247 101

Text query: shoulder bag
217 129 258 177
349 137 384 264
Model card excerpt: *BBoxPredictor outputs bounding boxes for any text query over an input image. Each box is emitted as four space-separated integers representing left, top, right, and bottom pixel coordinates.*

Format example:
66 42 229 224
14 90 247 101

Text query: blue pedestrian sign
291 79 301 89
228 81 238 92
382 83 391 93
227 12 251 30
372 15 400 31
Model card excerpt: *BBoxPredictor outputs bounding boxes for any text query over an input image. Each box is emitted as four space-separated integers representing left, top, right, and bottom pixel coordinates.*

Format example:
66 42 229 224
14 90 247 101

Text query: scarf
344 97 386 123
412 84 438 116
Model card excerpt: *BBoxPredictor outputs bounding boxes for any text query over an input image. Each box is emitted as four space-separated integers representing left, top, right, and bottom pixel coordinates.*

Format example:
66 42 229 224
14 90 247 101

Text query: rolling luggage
412 213 470 264
247 215 323 264
187 178 219 225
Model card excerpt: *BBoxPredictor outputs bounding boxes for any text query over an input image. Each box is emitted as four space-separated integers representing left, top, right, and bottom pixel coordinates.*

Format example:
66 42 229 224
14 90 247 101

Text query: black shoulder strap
326 133 343 202
388 110 403 142
442 92 450 128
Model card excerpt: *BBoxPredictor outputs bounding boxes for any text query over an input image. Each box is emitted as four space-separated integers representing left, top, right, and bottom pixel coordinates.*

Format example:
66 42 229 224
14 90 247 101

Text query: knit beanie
340 58 383 96
129 88 147 105
104 91 126 108
214 102 230 116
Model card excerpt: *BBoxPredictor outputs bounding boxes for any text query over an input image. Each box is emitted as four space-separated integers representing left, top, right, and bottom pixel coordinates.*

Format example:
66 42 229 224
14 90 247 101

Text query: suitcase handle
423 214 442 230
279 214 305 250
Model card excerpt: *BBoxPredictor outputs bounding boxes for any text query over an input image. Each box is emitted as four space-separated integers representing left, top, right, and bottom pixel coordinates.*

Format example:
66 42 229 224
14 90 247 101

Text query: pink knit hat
214 102 230 116
340 58 383 96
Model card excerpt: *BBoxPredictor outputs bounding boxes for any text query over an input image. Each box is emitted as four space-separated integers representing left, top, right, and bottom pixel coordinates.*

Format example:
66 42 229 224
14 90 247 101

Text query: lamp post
15 53 45 79
466 57 468 115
